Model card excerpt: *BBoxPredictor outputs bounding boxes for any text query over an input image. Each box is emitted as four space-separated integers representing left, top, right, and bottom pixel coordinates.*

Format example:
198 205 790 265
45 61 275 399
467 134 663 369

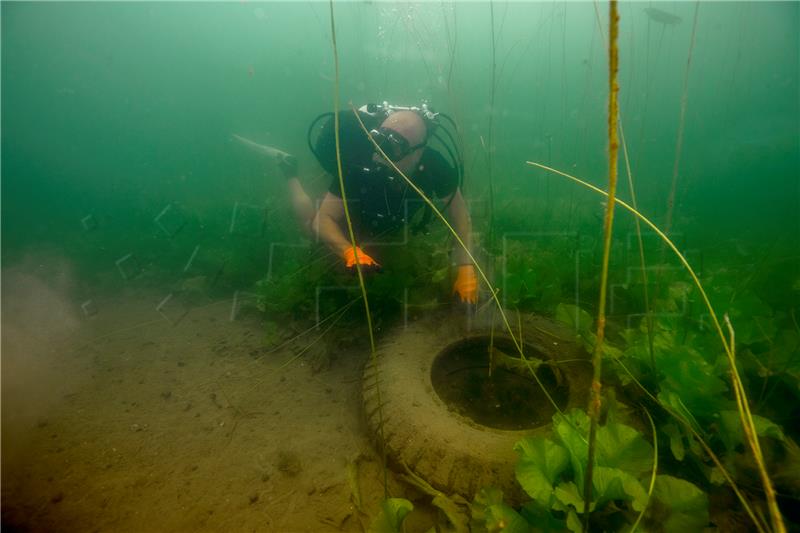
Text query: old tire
362 312 591 503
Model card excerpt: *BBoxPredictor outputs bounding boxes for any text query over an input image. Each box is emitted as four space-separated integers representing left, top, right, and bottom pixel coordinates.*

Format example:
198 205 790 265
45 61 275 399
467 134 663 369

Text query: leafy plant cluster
253 231 454 326
498 239 569 314
472 409 708 533
548 282 797 529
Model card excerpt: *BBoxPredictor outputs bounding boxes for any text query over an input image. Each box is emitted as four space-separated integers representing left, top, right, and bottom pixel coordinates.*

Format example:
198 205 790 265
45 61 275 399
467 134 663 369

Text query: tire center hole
431 336 569 430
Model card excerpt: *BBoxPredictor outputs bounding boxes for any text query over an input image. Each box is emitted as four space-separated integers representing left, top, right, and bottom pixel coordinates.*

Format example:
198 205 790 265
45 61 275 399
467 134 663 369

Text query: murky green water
2 2 798 531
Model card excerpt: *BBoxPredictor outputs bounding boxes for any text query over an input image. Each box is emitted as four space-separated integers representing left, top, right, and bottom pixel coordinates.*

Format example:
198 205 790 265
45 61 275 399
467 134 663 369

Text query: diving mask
369 127 426 162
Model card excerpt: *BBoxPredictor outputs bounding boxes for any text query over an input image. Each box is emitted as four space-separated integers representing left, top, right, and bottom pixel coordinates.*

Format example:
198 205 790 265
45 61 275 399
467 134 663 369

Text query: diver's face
371 127 426 175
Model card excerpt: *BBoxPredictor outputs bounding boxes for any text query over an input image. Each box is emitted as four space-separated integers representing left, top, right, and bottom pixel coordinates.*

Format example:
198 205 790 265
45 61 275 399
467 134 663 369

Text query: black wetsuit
327 149 458 237
312 109 458 238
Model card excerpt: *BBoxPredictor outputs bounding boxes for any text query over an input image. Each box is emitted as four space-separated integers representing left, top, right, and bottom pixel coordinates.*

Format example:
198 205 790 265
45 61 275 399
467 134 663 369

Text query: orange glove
453 264 478 304
342 246 380 272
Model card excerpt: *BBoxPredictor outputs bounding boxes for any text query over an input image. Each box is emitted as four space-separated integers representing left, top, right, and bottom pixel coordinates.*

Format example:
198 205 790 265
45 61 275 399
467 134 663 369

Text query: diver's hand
453 264 478 304
277 153 298 179
343 246 381 274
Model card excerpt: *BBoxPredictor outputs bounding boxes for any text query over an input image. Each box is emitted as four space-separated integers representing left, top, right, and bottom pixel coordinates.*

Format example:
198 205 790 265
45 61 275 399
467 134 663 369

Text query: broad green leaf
519 501 569 532
592 467 648 511
656 346 731 420
555 304 593 337
621 326 641 346
552 468 647 514
657 391 702 435
553 482 588 512
729 314 776 346
514 437 569 505
595 421 654 476
473 486 504 508
504 274 524 306
554 305 622 359
666 281 692 302
471 487 504 526
728 291 773 318
645 475 709 532
553 410 590 489
662 423 686 461
718 410 785 452
601 342 624 360
565 509 582 533
766 328 800 382
484 504 531 533
368 498 413 533
430 266 449 284
706 286 775 343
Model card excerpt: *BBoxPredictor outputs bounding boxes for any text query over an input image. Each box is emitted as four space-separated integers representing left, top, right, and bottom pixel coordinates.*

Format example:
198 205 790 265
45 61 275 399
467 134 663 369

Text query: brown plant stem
582 2 620 531
592 0 655 372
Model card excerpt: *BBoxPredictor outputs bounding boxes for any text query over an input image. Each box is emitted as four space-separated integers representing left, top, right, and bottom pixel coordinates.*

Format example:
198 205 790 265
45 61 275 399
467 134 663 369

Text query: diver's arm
313 192 381 270
312 192 353 255
445 188 473 265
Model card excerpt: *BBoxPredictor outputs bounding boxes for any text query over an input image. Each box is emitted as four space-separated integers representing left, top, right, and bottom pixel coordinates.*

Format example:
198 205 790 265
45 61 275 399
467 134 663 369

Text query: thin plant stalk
629 406 658 533
582 2 620 530
442 2 457 93
487 1 497 251
620 123 656 372
725 314 785 533
525 159 785 533
664 1 700 238
327 0 388 498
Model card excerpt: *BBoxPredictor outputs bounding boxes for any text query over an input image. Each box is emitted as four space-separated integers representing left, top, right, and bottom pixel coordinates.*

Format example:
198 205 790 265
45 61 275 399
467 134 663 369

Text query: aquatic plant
526 161 787 532
367 498 414 533
470 406 711 533
581 3 621 529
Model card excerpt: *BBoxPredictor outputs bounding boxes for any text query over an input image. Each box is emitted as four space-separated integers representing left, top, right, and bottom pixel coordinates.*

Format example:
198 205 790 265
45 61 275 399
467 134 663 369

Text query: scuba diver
240 102 478 304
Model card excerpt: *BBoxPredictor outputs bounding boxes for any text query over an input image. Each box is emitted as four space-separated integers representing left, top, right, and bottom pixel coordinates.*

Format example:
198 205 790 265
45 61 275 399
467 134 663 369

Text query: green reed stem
328 0 388 499
663 1 700 238
619 122 655 373
725 314 785 533
487 1 497 251
629 406 657 533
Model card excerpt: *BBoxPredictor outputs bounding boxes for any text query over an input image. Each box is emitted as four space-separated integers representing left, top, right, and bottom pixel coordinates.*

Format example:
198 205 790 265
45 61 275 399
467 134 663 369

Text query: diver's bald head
380 110 427 146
